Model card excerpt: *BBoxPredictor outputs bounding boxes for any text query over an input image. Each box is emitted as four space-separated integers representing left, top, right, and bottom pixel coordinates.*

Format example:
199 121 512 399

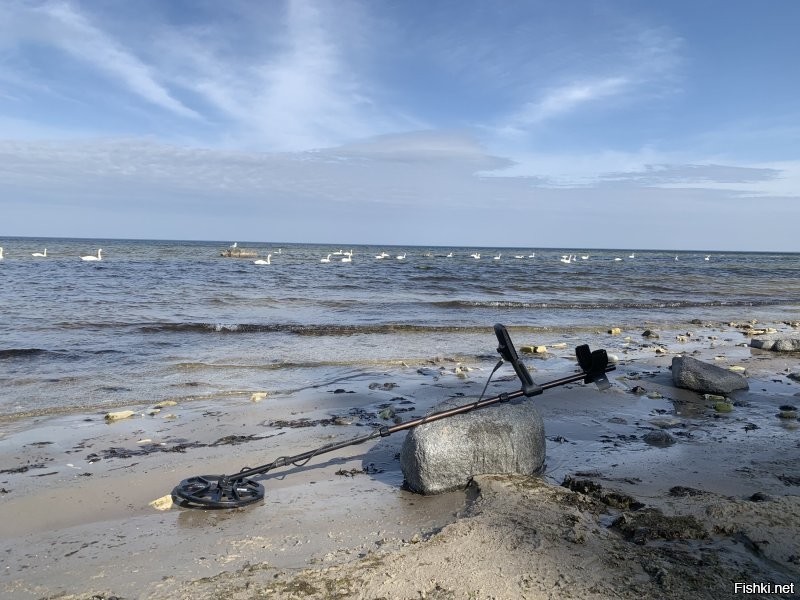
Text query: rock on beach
400 398 545 495
749 338 800 352
671 355 749 395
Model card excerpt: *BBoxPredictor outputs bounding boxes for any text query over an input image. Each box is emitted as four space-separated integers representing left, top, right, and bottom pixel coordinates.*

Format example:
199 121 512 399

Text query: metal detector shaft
233 365 613 481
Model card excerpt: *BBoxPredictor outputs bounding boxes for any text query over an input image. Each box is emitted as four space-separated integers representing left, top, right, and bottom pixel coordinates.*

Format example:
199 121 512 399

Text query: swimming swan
253 254 272 265
0 247 4 260
80 249 102 261
32 249 47 257
320 254 331 263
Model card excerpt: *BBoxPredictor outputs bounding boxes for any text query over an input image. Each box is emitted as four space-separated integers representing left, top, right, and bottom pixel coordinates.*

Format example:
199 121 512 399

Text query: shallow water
1 237 798 417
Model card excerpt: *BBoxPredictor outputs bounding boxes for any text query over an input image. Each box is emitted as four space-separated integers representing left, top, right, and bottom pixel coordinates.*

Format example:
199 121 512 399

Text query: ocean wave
427 299 790 310
0 348 124 360
138 322 489 336
0 348 48 359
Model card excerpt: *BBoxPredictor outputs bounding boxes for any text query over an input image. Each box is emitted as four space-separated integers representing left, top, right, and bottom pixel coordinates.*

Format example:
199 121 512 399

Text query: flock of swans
0 247 103 261
0 245 714 266
249 249 715 266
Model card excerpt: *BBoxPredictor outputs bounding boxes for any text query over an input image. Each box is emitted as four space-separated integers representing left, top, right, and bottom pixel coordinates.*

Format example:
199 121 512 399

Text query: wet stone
642 430 676 447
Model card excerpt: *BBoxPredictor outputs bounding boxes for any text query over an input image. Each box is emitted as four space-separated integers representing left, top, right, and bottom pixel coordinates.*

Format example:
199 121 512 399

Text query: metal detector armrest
494 324 543 397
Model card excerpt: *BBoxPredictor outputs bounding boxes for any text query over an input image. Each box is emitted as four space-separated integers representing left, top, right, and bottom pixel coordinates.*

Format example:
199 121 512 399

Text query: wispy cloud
501 76 631 133
29 2 200 119
487 25 682 137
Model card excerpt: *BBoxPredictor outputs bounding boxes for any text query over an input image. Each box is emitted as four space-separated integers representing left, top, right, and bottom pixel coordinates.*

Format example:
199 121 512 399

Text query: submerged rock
642 430 676 447
671 355 749 395
400 398 545 495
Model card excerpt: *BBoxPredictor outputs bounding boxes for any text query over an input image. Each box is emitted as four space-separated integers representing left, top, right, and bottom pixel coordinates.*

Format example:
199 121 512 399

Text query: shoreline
1 320 799 598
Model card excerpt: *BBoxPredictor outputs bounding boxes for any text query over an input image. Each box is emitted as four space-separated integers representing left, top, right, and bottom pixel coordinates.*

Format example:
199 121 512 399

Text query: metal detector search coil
172 324 615 509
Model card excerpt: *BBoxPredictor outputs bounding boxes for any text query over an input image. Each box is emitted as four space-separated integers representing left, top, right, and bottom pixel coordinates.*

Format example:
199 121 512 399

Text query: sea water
1 237 798 418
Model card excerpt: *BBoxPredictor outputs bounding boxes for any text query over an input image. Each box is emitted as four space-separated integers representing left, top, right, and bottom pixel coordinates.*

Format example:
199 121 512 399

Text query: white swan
32 248 47 257
0 247 4 260
230 242 237 248
470 253 480 259
628 252 635 259
396 253 406 260
446 252 453 258
253 254 271 265
80 249 102 261
528 252 536 258
320 254 332 263
705 255 711 261
581 255 589 260
614 257 622 262
514 255 524 259
494 253 502 260
560 255 572 264
333 249 343 255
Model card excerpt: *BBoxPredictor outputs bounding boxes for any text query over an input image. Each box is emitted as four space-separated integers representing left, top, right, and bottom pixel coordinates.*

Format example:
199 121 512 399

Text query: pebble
104 410 136 422
642 430 676 447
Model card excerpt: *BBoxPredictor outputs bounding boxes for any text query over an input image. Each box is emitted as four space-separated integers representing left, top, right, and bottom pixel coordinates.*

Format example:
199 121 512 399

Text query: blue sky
1 0 798 250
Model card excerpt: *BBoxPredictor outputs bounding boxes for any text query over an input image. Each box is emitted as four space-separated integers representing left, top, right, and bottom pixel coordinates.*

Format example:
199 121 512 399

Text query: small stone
703 393 726 402
550 342 568 349
749 492 772 502
608 328 622 335
250 392 269 402
646 391 663 399
149 494 174 511
728 366 746 373
714 402 734 413
643 430 676 447
153 400 177 408
105 410 136 422
642 329 660 339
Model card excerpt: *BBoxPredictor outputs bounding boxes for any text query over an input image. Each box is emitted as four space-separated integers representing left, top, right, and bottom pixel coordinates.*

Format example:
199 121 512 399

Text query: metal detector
171 324 614 509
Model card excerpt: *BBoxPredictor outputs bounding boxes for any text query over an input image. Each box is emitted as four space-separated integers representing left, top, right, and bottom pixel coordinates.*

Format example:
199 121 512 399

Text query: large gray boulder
400 397 545 495
671 355 749 395
750 338 800 352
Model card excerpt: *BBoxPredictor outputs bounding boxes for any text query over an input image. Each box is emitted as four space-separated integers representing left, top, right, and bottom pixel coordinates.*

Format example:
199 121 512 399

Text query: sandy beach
2 320 799 599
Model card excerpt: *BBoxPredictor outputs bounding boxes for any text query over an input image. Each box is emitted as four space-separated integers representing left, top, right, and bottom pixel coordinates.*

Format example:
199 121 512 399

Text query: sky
1 0 799 251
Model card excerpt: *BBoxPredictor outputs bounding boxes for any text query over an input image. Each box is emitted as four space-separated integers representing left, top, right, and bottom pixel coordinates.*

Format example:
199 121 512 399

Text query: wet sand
1 321 799 599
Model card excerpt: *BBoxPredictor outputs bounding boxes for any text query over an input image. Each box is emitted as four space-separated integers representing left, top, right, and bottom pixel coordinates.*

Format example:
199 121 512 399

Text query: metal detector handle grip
494 324 542 397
